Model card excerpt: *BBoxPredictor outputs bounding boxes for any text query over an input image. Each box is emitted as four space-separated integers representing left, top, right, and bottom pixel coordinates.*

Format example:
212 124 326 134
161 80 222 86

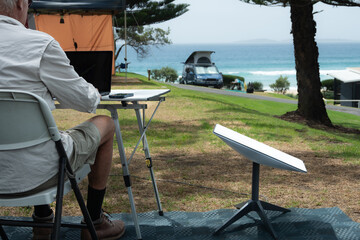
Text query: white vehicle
180 51 223 88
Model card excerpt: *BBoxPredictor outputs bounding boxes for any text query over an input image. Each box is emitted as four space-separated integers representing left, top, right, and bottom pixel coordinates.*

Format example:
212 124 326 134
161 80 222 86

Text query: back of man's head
0 0 17 15
0 0 28 25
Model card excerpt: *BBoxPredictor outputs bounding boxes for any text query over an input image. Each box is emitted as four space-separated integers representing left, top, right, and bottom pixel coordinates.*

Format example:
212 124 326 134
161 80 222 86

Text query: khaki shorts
3 121 101 197
67 121 101 172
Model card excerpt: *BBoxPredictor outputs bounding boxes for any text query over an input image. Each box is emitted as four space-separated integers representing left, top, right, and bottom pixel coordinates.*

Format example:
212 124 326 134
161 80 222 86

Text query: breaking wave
250 70 296 76
249 69 343 76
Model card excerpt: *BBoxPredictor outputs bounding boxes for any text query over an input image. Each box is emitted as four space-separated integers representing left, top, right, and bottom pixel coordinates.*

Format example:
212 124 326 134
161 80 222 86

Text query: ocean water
116 42 360 90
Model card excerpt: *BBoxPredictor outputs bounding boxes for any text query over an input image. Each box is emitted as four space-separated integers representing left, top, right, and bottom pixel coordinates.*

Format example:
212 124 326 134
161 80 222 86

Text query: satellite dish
213 124 307 239
213 124 307 173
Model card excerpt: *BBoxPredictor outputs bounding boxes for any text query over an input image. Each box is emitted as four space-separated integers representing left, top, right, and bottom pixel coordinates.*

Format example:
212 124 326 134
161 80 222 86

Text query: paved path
166 83 360 116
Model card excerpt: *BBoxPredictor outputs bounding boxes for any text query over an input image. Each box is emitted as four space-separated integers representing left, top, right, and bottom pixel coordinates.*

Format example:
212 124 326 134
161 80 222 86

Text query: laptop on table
65 51 113 96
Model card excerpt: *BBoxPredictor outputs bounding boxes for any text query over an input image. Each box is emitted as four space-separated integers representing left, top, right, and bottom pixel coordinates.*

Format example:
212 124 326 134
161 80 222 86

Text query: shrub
321 79 334 91
252 81 263 91
151 69 162 80
270 75 290 94
322 90 334 99
151 67 178 82
285 93 298 99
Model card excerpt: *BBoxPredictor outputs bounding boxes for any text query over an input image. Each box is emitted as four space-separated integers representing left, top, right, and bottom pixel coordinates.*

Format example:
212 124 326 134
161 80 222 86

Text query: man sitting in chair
0 0 125 239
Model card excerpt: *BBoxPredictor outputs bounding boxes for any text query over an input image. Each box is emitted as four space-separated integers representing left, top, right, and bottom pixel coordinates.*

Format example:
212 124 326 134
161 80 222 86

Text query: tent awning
29 0 125 14
327 69 360 83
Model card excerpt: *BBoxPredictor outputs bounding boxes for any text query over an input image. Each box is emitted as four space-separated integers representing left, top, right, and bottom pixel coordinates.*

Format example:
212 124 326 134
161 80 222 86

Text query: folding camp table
58 89 170 240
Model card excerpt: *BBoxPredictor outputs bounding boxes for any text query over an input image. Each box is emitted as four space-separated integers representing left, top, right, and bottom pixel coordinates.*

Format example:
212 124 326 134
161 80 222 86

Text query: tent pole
124 2 127 81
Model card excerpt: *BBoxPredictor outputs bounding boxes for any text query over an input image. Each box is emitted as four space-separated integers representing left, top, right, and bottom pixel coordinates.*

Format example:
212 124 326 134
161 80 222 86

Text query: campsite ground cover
2 73 360 223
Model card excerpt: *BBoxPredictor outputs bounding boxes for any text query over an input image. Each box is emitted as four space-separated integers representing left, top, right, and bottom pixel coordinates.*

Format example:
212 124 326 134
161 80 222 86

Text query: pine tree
114 0 188 61
239 0 360 126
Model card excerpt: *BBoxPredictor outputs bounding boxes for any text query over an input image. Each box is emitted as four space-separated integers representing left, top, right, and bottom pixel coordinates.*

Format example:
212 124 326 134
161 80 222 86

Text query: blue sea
116 42 360 90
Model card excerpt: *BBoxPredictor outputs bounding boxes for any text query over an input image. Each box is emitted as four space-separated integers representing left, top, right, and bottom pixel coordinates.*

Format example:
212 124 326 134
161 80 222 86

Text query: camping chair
0 90 97 240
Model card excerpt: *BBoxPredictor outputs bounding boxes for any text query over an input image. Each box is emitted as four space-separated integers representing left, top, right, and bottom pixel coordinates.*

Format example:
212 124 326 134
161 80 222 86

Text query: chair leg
0 225 9 240
66 163 97 240
71 182 97 240
52 199 63 240
55 141 97 240
52 156 67 240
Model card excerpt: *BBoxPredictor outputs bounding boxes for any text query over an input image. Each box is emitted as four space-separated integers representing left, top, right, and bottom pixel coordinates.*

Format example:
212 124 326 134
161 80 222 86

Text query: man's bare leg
84 115 115 221
87 115 115 190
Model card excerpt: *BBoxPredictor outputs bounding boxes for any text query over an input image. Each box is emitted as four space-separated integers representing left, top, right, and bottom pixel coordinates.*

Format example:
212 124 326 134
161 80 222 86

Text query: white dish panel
213 124 307 173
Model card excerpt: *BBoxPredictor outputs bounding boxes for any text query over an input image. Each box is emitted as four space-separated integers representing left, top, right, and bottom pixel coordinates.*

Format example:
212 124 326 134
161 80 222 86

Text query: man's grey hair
0 0 26 15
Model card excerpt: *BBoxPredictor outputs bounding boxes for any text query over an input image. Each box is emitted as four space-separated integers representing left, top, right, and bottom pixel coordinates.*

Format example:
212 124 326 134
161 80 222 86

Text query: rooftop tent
28 0 126 74
184 51 215 65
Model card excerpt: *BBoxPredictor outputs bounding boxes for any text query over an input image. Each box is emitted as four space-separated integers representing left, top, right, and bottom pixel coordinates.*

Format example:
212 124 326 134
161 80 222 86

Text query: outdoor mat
1 207 359 240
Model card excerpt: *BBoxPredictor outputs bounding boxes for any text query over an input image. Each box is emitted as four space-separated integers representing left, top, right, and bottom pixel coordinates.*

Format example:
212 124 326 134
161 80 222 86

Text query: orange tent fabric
35 14 115 73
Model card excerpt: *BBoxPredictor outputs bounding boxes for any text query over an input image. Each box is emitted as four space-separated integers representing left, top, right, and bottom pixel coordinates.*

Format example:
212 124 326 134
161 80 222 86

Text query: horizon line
170 39 360 45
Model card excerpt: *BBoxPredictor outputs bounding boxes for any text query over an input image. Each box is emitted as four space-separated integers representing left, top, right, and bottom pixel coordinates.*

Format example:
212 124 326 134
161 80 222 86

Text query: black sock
34 204 53 218
87 186 106 221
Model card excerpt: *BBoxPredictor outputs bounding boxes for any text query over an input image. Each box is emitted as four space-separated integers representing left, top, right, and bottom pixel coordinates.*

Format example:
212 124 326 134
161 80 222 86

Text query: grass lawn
2 73 360 223
253 91 298 100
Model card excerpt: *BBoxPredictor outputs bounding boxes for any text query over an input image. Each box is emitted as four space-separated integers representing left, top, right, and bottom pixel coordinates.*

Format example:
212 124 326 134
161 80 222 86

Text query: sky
152 0 360 44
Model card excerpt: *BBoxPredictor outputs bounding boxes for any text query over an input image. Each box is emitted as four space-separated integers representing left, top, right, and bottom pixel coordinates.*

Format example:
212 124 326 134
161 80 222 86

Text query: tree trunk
115 43 125 64
289 0 332 126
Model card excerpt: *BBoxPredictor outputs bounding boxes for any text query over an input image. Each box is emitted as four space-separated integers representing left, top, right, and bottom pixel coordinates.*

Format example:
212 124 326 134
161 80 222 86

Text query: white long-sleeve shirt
0 15 100 194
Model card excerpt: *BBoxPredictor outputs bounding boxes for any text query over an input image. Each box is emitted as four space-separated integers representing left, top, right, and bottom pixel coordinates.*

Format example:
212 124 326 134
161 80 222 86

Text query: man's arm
39 40 100 113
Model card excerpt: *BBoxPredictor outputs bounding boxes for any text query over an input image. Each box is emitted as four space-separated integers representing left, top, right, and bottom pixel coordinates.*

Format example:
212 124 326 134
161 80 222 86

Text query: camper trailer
180 51 223 88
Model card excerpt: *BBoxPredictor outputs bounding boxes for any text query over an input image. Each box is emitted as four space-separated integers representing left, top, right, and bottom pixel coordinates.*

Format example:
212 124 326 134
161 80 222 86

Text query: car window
195 66 218 74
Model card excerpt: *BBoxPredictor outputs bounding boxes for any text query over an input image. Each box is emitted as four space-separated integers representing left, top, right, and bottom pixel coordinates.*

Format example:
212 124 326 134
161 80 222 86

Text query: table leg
134 108 164 216
108 107 142 240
